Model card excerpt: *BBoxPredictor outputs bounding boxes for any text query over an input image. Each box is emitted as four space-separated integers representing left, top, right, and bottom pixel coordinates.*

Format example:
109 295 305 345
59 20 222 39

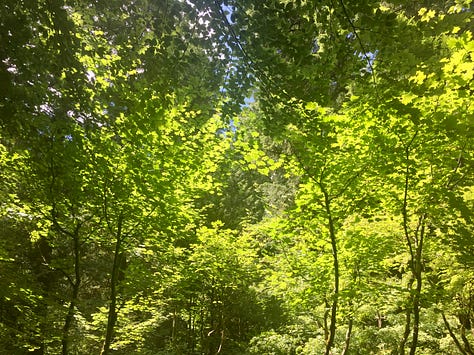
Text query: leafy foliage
1 0 473 354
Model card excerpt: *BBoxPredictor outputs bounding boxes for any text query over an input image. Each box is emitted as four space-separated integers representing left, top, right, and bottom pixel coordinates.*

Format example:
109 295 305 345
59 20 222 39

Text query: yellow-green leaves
418 8 437 22
30 218 52 243
410 70 428 85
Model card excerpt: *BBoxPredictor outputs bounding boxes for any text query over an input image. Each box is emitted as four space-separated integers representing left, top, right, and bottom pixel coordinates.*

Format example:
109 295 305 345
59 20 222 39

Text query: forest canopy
1 0 473 354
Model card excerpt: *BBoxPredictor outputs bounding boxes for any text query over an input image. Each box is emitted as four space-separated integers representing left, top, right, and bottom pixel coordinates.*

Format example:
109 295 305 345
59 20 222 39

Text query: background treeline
0 0 473 354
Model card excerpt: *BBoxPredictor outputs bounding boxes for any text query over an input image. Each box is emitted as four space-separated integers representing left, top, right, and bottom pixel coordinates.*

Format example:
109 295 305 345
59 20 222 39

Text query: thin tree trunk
442 313 468 355
324 191 339 355
323 297 330 343
341 317 353 355
172 308 176 344
61 225 81 355
188 297 195 353
61 282 80 355
409 216 425 355
377 311 384 328
217 314 225 354
460 325 474 355
400 136 416 355
101 215 124 355
399 280 413 355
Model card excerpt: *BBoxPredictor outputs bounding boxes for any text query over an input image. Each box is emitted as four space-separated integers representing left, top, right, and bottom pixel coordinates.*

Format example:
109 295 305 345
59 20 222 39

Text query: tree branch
336 0 378 96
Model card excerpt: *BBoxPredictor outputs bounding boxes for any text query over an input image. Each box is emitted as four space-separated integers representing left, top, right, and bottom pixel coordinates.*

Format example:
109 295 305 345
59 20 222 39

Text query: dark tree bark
101 214 124 355
409 216 425 355
323 190 339 355
61 223 82 355
399 132 424 355
461 324 474 355
442 313 468 355
399 303 412 355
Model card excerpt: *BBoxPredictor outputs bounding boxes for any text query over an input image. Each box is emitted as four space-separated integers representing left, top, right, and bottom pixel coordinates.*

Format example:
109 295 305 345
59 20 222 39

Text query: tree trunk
409 217 425 355
324 191 339 355
399 137 415 355
323 297 330 343
442 313 468 355
341 317 353 355
100 215 124 355
460 325 474 355
399 280 413 355
61 225 82 355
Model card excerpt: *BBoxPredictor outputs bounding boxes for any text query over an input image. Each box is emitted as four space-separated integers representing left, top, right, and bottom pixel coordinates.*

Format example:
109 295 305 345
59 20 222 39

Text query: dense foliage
1 0 473 354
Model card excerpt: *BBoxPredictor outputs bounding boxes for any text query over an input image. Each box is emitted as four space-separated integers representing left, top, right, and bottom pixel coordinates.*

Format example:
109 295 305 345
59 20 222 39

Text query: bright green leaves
442 30 474 99
233 109 284 177
2 0 474 353
409 70 429 85
1 0 251 352
418 8 437 22
219 1 474 353
240 140 275 175
288 103 376 209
